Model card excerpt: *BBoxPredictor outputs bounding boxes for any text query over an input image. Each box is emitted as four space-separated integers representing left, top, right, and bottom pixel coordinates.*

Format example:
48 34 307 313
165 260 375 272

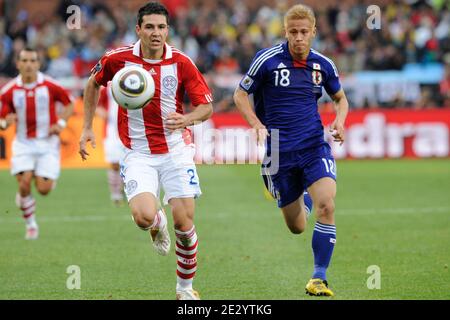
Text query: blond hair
284 4 316 28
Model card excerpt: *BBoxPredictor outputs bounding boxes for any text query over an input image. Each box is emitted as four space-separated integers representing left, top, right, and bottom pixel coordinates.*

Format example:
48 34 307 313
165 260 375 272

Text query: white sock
16 193 37 228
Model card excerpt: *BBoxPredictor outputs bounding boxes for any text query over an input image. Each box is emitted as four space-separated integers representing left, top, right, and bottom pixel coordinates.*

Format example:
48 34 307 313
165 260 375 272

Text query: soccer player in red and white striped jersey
79 2 213 300
0 47 74 240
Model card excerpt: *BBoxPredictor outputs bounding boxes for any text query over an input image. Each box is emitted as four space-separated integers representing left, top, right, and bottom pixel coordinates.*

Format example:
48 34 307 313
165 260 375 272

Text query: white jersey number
274 69 290 87
322 158 336 176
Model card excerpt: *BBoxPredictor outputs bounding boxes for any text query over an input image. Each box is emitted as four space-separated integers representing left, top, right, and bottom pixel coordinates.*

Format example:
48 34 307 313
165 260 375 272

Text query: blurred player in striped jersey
0 47 74 240
234 4 349 297
79 2 213 300
96 83 126 206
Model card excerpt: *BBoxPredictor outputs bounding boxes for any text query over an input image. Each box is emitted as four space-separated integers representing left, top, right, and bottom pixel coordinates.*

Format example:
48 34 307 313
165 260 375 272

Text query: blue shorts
262 144 337 208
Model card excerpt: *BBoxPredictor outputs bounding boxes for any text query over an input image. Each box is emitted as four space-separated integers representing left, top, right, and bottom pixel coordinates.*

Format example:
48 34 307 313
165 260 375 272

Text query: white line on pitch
0 206 449 223
338 206 450 215
0 215 132 223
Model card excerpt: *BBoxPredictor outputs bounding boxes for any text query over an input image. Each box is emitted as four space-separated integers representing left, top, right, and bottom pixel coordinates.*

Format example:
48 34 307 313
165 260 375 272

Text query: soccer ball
111 65 155 110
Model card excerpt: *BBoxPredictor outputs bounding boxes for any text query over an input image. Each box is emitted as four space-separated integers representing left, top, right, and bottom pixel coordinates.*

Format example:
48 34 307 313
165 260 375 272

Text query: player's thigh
160 145 201 206
120 151 160 203
303 145 337 204
34 176 55 195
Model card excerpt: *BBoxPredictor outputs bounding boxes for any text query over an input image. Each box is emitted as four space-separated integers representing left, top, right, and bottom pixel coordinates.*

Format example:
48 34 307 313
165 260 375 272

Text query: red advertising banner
195 109 450 161
321 109 450 159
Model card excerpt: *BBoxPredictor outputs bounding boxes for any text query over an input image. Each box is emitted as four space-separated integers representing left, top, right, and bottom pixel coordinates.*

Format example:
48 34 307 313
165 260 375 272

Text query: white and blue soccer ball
111 65 155 110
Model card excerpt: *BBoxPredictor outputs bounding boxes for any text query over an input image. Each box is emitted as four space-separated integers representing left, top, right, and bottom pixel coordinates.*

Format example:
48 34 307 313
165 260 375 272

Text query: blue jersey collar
283 41 312 63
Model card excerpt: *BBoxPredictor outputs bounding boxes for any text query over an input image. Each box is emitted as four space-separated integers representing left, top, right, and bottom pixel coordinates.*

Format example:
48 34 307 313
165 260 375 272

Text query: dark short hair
17 47 38 60
137 2 170 27
22 46 37 54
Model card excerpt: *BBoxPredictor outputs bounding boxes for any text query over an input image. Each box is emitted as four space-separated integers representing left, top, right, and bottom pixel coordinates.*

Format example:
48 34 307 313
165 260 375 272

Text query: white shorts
104 138 126 164
120 144 201 204
11 136 61 180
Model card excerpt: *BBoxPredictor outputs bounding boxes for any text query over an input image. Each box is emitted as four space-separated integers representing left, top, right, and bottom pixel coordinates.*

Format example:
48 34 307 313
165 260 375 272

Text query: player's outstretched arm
329 88 349 146
79 75 101 160
233 87 267 145
165 103 213 131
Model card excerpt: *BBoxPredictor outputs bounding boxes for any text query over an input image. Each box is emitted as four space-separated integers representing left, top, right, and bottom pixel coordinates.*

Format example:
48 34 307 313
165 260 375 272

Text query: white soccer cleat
176 289 200 300
25 226 39 240
150 209 171 256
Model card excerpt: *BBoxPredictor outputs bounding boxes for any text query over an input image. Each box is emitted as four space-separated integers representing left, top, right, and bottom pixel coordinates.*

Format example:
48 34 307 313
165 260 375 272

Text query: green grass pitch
0 159 449 299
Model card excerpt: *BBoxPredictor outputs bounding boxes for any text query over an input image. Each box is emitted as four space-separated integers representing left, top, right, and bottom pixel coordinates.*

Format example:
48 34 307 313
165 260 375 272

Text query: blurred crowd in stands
0 0 449 110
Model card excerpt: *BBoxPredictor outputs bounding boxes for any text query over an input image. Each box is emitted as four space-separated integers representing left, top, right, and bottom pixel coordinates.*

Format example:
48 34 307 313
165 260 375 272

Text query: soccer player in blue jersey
234 4 349 297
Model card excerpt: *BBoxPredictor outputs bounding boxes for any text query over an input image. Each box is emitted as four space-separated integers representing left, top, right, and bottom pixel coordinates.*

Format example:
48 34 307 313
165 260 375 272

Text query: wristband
57 119 67 128
0 119 7 130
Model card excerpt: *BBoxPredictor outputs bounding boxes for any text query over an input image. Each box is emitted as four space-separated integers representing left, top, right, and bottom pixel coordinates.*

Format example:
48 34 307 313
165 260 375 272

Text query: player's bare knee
130 207 157 230
34 177 54 195
19 180 32 194
315 199 335 219
174 220 194 232
37 187 51 196
172 210 194 231
171 206 194 231
133 214 153 230
173 208 194 231
288 224 305 234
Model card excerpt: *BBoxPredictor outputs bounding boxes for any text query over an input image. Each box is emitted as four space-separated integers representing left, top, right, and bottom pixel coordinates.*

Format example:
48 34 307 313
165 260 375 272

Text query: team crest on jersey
312 70 322 85
126 180 138 195
162 75 177 96
163 76 177 90
240 75 254 90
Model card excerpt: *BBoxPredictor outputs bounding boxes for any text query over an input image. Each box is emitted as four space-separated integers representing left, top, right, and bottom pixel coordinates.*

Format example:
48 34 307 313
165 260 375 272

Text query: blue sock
303 192 313 218
312 222 336 281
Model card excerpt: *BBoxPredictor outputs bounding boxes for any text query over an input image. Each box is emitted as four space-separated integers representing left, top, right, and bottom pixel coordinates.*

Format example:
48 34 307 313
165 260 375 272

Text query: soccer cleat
305 278 334 297
176 289 200 300
150 209 171 256
25 226 39 240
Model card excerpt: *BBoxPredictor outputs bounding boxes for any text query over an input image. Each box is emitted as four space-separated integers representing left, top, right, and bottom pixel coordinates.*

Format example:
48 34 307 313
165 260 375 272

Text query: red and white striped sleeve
180 56 213 106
